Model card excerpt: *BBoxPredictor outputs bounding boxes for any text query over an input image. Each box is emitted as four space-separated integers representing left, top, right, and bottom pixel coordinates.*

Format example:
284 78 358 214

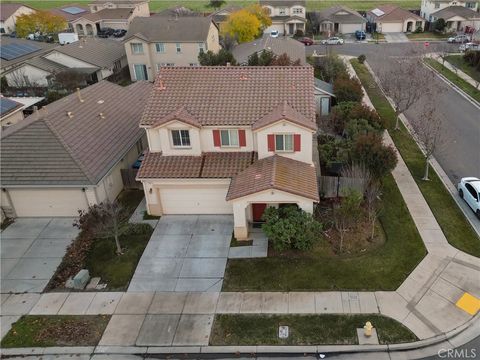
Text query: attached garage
379 22 403 33
5 188 88 217
158 184 232 214
340 23 365 34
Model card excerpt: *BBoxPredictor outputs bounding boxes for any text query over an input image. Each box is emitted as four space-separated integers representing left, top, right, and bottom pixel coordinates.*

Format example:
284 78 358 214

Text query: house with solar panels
0 96 44 128
0 3 36 34
49 4 91 32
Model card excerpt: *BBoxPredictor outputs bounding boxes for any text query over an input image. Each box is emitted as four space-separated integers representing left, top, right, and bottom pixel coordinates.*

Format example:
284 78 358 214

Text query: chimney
76 88 84 103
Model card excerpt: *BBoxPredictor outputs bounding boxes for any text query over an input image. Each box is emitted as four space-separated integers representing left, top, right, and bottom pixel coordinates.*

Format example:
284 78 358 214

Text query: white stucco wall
0 5 36 33
256 121 314 164
147 121 202 156
0 109 24 127
44 51 95 68
5 64 51 87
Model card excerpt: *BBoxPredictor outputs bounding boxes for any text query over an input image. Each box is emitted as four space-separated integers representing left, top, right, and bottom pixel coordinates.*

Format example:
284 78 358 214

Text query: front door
252 203 267 222
289 23 294 34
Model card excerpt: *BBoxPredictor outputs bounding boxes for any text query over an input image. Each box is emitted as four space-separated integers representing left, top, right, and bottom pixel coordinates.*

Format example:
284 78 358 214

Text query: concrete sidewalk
428 53 480 87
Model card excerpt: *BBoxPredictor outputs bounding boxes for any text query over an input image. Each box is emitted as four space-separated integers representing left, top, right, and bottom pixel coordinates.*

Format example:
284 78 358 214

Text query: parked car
321 37 344 45
270 30 279 38
355 30 366 40
97 27 114 38
459 42 480 52
298 37 314 45
448 34 469 43
458 177 480 218
113 29 127 38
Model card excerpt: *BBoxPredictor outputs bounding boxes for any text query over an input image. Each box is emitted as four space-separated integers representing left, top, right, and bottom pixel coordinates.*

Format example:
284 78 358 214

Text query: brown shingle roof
79 7 133 21
137 151 257 179
141 66 315 127
368 5 423 22
252 100 316 131
0 3 34 21
1 81 152 186
226 155 319 201
49 4 89 22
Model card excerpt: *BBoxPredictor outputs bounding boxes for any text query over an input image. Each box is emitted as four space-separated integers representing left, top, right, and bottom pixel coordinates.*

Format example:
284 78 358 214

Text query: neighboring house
421 0 478 22
0 37 57 73
4 57 69 87
43 38 127 82
0 3 36 34
367 5 425 33
137 66 319 240
49 4 90 32
232 35 306 65
0 96 44 127
0 80 152 217
314 6 367 34
209 5 242 30
124 16 220 81
314 78 335 116
89 0 150 15
429 6 480 31
260 0 307 35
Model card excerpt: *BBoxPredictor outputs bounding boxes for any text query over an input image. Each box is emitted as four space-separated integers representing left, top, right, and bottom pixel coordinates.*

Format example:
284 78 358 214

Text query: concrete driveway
128 215 233 292
384 33 409 43
1 218 79 293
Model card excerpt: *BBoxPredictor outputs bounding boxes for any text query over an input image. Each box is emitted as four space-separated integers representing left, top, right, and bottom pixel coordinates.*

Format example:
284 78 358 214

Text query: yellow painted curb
456 293 480 316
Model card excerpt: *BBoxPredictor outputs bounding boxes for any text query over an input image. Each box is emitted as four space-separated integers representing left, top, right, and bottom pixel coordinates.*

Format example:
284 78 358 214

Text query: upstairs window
466 2 476 8
198 42 205 52
155 43 165 53
176 43 182 53
293 7 303 14
131 42 143 54
275 134 293 152
171 130 190 147
220 129 239 147
434 2 440 8
279 7 286 15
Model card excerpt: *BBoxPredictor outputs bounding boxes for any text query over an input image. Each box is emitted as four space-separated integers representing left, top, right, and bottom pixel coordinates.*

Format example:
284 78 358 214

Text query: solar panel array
0 43 41 61
62 6 87 15
0 98 21 116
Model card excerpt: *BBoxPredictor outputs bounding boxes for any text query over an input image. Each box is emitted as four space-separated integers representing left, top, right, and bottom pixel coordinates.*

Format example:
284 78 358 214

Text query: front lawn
222 174 426 291
351 59 480 256
210 314 418 346
1 315 110 348
445 55 480 83
406 32 449 40
424 58 480 102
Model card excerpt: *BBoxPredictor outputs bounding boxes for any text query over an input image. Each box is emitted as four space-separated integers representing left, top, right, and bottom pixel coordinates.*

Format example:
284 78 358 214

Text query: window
198 42 205 52
279 7 286 15
171 130 190 147
176 43 181 53
465 184 478 200
466 2 476 8
220 129 239 147
292 7 303 14
275 134 293 152
155 42 165 53
189 63 199 67
434 2 440 8
131 42 143 54
134 64 147 80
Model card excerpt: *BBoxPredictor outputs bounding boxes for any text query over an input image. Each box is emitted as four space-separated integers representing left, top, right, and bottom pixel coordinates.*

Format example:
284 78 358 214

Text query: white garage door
381 22 403 33
341 23 363 34
159 185 233 214
9 188 87 217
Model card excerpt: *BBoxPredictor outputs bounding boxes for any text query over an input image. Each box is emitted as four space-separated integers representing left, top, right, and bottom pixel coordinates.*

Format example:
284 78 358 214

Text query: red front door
252 203 267 222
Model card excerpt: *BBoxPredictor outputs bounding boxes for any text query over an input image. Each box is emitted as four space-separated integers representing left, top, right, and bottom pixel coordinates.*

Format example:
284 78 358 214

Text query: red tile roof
152 106 201 128
226 155 319 201
137 151 257 179
252 100 317 131
140 66 315 128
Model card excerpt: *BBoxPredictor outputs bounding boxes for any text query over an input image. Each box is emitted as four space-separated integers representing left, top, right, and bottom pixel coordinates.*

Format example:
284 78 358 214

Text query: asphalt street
306 42 480 185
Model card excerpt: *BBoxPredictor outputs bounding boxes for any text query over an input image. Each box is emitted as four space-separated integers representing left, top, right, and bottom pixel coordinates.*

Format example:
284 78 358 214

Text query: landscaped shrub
262 206 323 251
311 53 348 82
318 134 351 170
351 133 397 179
330 102 385 134
463 50 480 70
333 75 363 103
344 118 378 140
357 54 366 64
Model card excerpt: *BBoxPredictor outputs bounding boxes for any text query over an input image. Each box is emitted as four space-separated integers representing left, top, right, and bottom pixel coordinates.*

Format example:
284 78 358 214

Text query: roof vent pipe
76 88 84 103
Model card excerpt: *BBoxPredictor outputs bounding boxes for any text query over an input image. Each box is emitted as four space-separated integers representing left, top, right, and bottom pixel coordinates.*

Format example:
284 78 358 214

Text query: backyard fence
319 176 366 198
121 169 141 189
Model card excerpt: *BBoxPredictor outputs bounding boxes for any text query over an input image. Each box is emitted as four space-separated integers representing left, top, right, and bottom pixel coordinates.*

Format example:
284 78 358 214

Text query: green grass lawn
1 315 110 348
406 32 449 40
86 223 153 290
445 55 480 83
10 0 421 12
351 59 480 257
210 314 418 345
425 58 480 102
222 174 426 291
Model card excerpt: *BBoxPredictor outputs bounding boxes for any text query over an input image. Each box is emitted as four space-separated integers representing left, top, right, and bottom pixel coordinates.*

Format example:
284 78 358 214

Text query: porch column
233 201 249 240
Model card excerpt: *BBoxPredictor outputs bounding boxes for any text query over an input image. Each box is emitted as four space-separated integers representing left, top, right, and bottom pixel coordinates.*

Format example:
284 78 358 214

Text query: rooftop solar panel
0 42 41 61
62 6 87 15
0 98 22 116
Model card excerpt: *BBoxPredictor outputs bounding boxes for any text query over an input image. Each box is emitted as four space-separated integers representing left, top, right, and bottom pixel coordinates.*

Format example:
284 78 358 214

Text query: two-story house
421 0 479 22
137 66 319 240
260 0 307 35
124 16 221 81
0 3 36 34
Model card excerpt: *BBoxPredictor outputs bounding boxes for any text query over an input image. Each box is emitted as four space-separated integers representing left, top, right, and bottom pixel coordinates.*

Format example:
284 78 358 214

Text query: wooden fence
121 169 141 189
319 176 366 198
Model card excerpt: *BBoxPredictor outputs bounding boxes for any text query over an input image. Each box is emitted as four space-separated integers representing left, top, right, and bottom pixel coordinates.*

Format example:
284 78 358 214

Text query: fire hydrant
364 321 373 337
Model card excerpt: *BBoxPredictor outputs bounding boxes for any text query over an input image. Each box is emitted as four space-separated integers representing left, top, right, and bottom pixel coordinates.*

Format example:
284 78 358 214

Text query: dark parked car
113 29 127 38
355 30 366 40
298 37 314 46
97 27 114 38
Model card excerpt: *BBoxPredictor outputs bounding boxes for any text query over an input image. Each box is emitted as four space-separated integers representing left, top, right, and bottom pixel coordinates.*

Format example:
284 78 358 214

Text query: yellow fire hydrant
364 321 373 337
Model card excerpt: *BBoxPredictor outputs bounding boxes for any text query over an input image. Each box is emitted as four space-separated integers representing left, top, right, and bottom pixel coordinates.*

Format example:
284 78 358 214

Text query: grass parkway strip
350 59 480 257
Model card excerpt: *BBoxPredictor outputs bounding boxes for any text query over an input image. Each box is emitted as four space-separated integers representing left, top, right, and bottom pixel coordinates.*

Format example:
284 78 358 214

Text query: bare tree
334 189 363 252
378 54 435 130
409 99 447 181
365 180 382 239
6 68 40 88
